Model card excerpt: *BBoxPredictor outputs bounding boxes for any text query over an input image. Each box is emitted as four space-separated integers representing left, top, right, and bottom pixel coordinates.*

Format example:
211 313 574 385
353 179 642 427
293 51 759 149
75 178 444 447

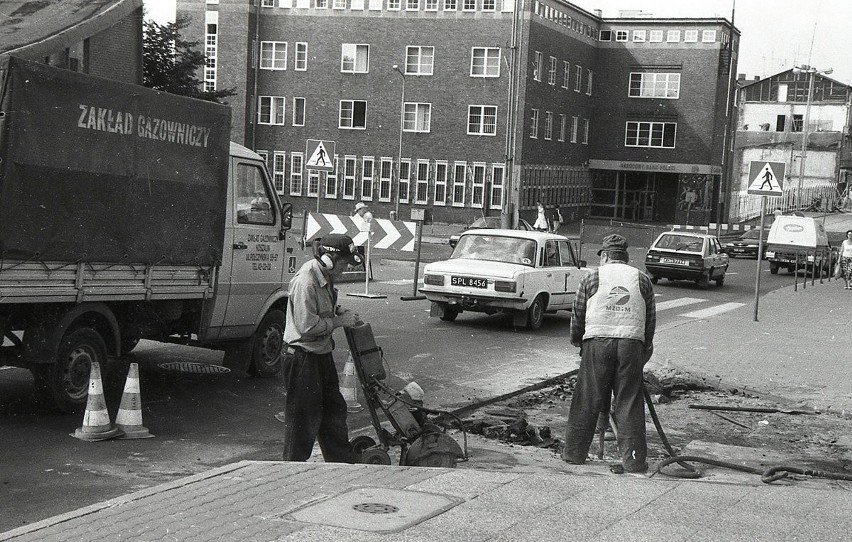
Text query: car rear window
452 235 537 266
654 234 705 252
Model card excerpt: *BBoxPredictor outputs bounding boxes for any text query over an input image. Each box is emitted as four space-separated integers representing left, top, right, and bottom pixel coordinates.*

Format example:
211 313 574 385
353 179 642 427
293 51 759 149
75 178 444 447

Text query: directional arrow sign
747 161 785 196
304 212 415 251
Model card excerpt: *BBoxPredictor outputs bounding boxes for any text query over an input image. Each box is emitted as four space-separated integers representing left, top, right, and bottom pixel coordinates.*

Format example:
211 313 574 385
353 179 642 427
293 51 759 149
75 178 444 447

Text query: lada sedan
420 230 589 330
645 231 728 288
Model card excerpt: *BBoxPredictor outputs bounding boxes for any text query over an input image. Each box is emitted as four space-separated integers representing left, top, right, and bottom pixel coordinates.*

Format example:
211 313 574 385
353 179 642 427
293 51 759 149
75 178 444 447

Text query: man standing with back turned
562 234 656 473
281 234 362 463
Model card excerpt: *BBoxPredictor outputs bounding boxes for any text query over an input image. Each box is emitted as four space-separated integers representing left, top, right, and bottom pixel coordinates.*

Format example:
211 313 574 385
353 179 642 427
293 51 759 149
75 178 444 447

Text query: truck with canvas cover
0 57 306 412
765 215 835 275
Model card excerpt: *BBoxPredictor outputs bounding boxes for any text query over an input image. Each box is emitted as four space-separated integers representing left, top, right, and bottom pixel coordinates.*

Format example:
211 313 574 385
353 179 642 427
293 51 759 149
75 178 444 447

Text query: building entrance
589 170 678 223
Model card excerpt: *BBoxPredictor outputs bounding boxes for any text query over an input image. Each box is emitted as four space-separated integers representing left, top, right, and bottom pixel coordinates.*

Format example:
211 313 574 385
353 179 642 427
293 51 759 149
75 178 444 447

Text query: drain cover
157 362 231 375
289 486 461 533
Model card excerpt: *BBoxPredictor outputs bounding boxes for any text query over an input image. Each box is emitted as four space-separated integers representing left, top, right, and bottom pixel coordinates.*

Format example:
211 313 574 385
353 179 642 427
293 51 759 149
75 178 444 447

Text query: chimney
594 9 602 17
754 76 761 81
737 73 746 81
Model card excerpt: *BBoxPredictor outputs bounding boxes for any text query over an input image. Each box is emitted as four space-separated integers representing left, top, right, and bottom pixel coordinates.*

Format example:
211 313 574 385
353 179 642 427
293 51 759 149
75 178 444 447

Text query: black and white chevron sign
304 212 416 251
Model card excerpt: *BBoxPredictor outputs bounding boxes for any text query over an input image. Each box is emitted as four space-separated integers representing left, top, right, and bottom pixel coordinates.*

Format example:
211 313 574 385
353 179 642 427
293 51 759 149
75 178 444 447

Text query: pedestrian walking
839 230 852 290
533 201 548 231
551 205 563 233
280 234 363 463
562 234 656 473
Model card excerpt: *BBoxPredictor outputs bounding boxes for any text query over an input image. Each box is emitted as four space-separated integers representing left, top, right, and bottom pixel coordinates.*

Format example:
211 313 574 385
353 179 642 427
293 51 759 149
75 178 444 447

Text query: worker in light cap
562 234 656 473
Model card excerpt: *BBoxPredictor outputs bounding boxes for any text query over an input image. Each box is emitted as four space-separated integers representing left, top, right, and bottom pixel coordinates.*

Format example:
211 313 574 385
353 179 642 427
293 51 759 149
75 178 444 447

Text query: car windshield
451 234 537 266
469 217 500 229
654 234 705 252
742 229 762 240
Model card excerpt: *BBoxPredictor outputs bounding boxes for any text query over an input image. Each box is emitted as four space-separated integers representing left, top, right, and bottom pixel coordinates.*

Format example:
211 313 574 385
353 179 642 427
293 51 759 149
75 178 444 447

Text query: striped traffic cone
115 363 153 439
71 362 122 442
340 353 363 413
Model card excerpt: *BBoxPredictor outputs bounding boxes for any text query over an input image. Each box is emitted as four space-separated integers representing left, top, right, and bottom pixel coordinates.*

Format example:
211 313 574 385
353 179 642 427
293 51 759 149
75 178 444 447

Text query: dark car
448 217 533 248
722 229 766 259
645 232 728 288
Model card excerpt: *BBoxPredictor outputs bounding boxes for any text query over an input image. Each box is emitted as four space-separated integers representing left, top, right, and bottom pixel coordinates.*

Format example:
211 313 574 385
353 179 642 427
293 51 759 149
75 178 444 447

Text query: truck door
218 159 286 338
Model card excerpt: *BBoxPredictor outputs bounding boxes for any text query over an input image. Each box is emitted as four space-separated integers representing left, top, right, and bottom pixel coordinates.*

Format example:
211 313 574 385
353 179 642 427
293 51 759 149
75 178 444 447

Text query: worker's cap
354 202 369 212
317 234 362 264
597 234 629 256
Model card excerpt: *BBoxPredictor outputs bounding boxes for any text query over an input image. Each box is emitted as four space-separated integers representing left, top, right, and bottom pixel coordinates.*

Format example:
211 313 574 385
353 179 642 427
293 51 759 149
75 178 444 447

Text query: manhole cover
352 503 399 514
157 362 231 375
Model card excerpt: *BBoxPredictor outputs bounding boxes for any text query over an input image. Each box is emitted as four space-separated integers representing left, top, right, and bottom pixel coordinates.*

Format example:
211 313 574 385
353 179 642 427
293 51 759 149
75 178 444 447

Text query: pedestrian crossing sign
305 139 336 172
747 161 785 196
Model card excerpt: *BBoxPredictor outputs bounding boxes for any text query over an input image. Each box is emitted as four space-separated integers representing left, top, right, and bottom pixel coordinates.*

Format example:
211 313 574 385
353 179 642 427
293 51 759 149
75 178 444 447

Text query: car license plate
451 276 487 288
732 248 746 253
660 257 689 266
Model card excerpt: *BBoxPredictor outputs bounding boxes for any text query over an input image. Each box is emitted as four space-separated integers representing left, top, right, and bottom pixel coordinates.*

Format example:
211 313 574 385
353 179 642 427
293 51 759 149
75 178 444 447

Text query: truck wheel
769 263 779 275
526 295 545 330
33 327 108 413
250 309 286 377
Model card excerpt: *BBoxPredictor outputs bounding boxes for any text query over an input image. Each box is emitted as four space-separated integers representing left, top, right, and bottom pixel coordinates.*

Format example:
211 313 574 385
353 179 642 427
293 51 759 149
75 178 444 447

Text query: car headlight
424 274 444 286
494 281 517 293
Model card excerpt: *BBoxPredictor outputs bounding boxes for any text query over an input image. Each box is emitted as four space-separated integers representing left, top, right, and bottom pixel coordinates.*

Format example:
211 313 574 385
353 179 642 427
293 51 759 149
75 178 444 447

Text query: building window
307 170 320 197
599 30 612 41
204 16 218 92
583 118 589 144
425 0 438 9
571 116 578 143
434 161 448 205
325 156 339 198
295 42 307 70
471 47 500 77
666 30 680 42
490 164 504 209
482 0 495 10
650 30 663 42
625 121 677 148
628 72 681 99
406 0 419 8
444 0 456 9
562 61 570 88
339 100 367 129
467 105 497 135
544 111 553 140
370 0 383 9
341 44 369 73
361 157 374 201
273 152 286 192
315 0 328 7
684 29 698 42
574 65 582 92
289 153 303 196
559 114 566 142
533 51 543 81
379 158 393 202
258 96 285 125
406 46 434 75
471 163 486 208
702 30 717 42
791 114 804 132
462 0 475 11
633 29 646 42
452 162 466 207
351 0 365 9
530 109 539 139
333 0 346 7
292 97 305 126
548 56 557 85
387 0 400 8
260 41 287 70
415 160 430 204
615 30 628 42
403 102 431 132
261 0 274 5
399 160 410 203
343 156 357 199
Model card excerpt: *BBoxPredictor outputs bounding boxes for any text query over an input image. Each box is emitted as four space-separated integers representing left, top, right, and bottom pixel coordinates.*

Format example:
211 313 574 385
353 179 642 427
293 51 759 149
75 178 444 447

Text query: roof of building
0 0 142 57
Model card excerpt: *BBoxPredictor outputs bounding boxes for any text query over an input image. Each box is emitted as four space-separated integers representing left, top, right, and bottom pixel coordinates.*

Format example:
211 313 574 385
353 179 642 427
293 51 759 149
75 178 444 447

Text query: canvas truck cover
0 56 231 266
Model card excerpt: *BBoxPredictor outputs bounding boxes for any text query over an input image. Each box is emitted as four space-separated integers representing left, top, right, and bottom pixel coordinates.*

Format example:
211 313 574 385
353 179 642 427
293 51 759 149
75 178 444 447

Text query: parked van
765 216 835 275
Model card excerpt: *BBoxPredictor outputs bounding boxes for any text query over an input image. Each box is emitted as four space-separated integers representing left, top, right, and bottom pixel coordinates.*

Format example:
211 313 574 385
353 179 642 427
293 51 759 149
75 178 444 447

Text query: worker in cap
562 233 656 473
281 233 363 463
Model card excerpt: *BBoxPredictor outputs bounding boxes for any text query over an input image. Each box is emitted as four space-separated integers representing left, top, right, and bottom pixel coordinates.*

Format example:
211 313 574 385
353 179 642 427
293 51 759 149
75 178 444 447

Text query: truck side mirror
279 202 293 237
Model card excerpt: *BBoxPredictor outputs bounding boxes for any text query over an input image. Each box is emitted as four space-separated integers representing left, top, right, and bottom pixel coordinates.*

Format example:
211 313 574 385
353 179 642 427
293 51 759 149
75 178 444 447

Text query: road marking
656 297 706 311
681 302 745 319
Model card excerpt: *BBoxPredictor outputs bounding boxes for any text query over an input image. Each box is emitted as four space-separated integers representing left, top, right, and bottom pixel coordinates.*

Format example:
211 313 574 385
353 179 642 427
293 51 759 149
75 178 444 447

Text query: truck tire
526 295 545 330
33 327 108 413
250 309 286 377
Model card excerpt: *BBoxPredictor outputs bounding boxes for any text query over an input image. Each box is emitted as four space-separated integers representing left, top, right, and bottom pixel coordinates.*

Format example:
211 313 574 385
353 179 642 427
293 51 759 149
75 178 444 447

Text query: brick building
0 0 144 84
179 0 738 226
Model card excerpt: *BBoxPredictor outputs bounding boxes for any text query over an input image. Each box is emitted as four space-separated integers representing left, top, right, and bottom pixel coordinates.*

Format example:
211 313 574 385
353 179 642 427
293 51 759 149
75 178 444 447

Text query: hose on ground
643 384 701 479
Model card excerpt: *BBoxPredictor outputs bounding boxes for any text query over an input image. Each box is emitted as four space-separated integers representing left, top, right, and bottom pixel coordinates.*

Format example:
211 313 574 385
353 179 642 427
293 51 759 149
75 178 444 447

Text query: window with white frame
482 0 495 10
325 156 338 198
261 0 273 5
633 29 646 42
295 42 307 70
361 157 374 201
470 47 500 77
379 159 393 202
574 65 582 92
533 51 543 81
406 0 418 9
571 116 578 143
625 121 677 148
258 96 285 125
369 0 382 9
544 111 553 140
462 0 475 11
289 153 303 195
559 114 566 142
490 164 504 208
343 156 357 199
702 30 716 42
406 46 434 75
339 100 367 129
315 0 328 7
204 13 218 92
467 105 497 135
615 30 628 42
351 0 364 9
548 56 557 85
293 97 305 126
444 0 456 9
582 119 589 144
425 0 438 9
403 103 431 132
333 0 346 7
415 160 429 204
399 160 410 203
650 30 663 42
452 162 466 206
341 44 369 73
434 161 448 205
684 29 698 42
666 30 680 42
307 170 320 196
387 0 400 8
273 152 286 192
471 163 486 208
260 41 287 70
628 72 680 98
562 61 570 88
586 69 593 95
530 108 539 139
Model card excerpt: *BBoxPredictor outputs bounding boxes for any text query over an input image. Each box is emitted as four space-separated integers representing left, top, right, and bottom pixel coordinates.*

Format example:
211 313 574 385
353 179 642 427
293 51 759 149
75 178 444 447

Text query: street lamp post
392 65 406 219
792 64 832 210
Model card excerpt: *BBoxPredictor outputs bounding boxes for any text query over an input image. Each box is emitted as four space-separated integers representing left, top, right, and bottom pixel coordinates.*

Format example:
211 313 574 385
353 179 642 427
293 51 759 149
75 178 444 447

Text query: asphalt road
0 251 804 532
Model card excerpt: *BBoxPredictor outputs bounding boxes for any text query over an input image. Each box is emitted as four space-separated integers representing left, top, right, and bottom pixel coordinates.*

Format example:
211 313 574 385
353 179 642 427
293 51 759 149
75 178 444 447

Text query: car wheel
715 274 725 286
526 295 545 330
696 273 710 289
440 306 460 322
769 263 779 275
650 276 659 285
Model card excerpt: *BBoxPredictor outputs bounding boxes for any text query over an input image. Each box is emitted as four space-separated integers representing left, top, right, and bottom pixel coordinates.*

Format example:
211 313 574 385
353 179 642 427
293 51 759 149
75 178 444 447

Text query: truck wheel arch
24 302 121 364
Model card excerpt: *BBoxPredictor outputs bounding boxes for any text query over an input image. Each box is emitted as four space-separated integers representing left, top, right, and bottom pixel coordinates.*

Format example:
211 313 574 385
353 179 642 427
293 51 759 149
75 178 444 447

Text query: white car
420 230 590 330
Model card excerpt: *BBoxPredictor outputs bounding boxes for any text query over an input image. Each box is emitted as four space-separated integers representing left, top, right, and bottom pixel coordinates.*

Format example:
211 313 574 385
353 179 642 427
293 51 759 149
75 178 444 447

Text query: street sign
305 139 336 172
747 161 785 196
305 212 416 251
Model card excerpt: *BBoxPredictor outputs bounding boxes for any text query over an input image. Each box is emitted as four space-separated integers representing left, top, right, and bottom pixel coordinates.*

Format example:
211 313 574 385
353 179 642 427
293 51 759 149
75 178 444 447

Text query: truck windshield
451 235 537 266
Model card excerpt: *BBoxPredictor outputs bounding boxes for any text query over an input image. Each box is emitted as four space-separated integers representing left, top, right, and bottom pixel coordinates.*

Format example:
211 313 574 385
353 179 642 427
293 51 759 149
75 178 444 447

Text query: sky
143 0 851 85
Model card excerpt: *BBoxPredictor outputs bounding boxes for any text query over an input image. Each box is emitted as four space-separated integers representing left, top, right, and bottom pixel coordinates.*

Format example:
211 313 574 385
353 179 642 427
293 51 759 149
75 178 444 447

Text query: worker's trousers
281 349 355 463
562 338 648 472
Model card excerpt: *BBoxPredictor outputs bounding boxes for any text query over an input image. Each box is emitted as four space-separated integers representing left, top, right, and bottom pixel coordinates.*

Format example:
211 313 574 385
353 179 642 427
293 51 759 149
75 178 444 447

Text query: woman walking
840 230 852 290
533 201 548 231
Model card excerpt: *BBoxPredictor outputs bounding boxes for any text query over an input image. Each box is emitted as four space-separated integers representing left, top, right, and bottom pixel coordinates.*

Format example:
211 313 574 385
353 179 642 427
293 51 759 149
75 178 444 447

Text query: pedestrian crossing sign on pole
305 139 336 172
747 161 785 196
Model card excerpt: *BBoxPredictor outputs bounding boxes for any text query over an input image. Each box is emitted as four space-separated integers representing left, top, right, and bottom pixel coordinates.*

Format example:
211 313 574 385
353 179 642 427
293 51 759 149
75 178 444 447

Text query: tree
143 15 236 104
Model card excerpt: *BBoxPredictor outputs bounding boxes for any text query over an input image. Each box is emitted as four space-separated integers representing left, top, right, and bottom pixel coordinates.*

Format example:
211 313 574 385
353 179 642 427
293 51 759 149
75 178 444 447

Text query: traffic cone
71 362 122 442
340 353 363 413
115 363 153 439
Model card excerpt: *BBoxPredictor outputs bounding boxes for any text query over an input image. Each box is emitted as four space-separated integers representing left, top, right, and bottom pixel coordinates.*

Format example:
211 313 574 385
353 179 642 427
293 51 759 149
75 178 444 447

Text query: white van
765 216 834 275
